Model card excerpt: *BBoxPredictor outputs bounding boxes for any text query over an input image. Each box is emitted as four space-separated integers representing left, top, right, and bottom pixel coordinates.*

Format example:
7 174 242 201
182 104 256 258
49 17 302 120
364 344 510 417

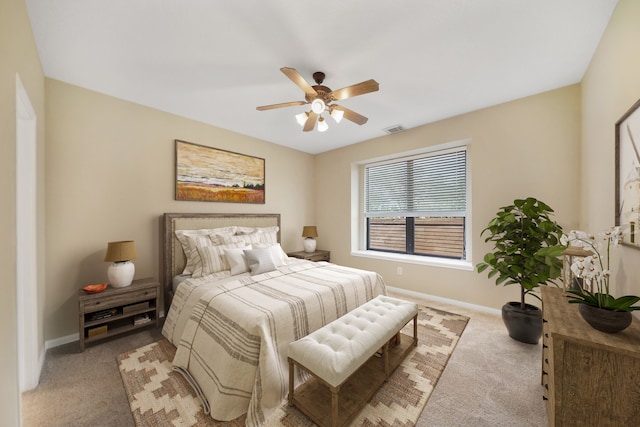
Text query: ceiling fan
256 67 379 132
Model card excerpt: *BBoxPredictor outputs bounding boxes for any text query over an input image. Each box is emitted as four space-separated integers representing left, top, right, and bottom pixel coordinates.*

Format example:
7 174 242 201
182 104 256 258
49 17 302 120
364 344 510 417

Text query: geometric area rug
117 305 469 427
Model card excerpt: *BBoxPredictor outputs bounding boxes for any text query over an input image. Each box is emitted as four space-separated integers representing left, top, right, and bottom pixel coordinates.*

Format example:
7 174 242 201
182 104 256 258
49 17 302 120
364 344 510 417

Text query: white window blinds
365 148 467 217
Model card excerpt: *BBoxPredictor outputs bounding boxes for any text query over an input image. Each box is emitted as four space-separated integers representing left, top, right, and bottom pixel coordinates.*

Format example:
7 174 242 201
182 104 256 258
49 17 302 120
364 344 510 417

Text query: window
364 146 467 260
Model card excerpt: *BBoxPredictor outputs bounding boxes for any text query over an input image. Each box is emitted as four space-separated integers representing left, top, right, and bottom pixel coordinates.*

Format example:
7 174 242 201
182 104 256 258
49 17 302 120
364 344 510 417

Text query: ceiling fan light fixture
330 108 344 123
311 98 326 114
295 111 308 126
256 67 379 133
317 117 328 132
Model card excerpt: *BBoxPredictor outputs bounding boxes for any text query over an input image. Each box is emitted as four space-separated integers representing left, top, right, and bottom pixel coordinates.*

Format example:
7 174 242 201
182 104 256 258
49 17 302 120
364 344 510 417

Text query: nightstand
287 249 331 262
78 277 160 351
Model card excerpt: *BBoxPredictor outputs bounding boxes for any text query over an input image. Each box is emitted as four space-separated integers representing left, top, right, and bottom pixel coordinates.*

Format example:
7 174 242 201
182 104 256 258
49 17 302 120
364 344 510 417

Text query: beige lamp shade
301 226 318 238
104 240 137 262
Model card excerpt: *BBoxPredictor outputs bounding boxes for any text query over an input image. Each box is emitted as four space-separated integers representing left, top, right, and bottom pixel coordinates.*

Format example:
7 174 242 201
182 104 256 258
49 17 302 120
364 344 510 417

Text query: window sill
350 250 474 271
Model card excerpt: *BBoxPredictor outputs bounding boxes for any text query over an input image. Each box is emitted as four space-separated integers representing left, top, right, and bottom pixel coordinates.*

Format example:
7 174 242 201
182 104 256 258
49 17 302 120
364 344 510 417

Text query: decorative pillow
208 232 237 246
244 248 277 275
254 226 279 245
235 226 256 235
221 233 266 246
222 226 279 246
254 243 288 267
175 227 237 274
193 242 245 278
224 245 252 276
182 234 216 275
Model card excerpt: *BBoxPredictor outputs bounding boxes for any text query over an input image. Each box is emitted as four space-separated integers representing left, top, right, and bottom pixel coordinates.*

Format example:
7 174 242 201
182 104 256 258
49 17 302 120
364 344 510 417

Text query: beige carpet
117 305 469 426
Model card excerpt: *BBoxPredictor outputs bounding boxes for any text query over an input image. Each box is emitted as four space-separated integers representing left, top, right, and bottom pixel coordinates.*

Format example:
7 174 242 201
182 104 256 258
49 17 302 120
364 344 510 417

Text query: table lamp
302 226 318 253
104 240 137 288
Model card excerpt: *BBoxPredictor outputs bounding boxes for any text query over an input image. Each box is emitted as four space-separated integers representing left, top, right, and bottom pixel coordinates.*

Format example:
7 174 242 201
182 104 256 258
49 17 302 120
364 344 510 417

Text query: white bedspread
161 260 386 426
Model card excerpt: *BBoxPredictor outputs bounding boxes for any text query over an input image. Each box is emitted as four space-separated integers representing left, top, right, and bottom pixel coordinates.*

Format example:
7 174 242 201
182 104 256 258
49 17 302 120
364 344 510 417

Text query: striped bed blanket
161 260 386 427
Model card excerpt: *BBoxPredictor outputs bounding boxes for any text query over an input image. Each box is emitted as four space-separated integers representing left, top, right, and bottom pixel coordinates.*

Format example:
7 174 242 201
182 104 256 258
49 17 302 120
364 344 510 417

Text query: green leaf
484 253 496 263
503 213 516 223
607 295 640 311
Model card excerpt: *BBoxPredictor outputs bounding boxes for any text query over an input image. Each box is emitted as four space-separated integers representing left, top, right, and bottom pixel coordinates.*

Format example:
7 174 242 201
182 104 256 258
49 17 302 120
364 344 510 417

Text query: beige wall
316 85 582 310
45 79 315 340
2 1 636 424
581 0 640 302
1 0 46 423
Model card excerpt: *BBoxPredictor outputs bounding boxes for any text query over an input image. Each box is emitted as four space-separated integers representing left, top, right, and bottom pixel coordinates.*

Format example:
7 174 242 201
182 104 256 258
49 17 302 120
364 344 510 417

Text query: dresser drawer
81 287 157 313
306 253 330 262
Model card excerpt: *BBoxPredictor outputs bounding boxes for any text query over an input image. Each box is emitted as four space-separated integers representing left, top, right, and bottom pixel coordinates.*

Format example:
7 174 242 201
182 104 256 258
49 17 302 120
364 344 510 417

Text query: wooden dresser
540 286 640 426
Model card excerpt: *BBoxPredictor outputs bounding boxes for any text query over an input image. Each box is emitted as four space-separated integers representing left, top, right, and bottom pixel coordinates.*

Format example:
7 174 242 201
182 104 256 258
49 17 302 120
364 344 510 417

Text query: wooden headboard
161 213 281 311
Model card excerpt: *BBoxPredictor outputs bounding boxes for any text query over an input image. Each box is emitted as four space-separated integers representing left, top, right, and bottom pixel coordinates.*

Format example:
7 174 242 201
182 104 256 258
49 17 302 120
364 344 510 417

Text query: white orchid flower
566 226 625 296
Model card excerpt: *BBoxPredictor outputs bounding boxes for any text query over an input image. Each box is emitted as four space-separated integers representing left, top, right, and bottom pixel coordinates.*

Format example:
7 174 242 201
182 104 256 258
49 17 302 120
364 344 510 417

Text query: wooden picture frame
175 140 265 203
615 98 640 248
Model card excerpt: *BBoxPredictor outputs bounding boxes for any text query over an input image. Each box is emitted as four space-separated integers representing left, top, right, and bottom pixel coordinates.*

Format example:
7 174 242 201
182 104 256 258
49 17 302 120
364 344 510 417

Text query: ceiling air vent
383 124 406 135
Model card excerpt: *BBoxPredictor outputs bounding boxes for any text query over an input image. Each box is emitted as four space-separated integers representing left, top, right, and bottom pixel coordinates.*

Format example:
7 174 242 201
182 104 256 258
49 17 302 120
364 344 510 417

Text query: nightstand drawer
306 253 330 262
287 250 330 262
81 287 157 313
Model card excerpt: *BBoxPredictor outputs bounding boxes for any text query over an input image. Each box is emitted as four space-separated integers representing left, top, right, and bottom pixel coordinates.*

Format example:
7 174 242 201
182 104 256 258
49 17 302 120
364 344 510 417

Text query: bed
160 213 387 426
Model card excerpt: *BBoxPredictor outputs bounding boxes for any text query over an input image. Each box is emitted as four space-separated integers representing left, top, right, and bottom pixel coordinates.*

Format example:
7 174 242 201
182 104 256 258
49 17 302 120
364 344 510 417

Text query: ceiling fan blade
303 112 318 132
281 67 318 98
333 105 368 125
329 79 379 101
256 101 307 111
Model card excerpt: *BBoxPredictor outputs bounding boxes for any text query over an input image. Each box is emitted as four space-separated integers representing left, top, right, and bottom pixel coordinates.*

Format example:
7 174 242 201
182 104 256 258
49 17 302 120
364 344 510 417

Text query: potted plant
476 197 565 344
564 227 640 333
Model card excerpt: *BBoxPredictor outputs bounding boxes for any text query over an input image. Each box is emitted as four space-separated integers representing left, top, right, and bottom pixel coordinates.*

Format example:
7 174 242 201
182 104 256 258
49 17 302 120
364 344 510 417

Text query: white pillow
244 248 277 275
182 234 216 275
175 227 237 274
193 242 245 278
221 233 266 246
235 226 256 235
254 243 288 267
255 226 279 245
224 245 252 275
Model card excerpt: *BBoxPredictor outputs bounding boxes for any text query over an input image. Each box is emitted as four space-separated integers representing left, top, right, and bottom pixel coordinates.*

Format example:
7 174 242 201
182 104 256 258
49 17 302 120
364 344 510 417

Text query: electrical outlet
397 267 403 275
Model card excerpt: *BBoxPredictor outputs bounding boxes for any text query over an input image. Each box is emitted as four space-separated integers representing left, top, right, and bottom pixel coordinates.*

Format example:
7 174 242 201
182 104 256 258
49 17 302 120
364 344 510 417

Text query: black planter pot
501 302 542 344
578 304 632 333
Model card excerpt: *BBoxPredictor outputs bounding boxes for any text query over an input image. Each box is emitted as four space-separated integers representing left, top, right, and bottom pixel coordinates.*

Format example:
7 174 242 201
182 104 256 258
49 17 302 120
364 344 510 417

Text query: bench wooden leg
288 358 294 404
331 384 340 427
413 314 418 346
383 340 390 379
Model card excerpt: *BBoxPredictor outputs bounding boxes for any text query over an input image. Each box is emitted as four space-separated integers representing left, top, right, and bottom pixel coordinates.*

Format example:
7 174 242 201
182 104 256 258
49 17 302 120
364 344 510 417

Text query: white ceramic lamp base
303 238 317 253
107 261 135 288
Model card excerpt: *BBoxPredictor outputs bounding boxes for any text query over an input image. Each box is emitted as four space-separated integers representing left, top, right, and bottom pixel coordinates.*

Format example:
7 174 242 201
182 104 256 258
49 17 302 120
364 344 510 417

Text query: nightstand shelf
287 249 330 262
78 277 160 351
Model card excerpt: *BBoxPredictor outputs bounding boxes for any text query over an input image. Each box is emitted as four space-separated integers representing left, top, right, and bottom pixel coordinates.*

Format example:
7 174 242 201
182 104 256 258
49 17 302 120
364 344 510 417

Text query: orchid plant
563 226 640 312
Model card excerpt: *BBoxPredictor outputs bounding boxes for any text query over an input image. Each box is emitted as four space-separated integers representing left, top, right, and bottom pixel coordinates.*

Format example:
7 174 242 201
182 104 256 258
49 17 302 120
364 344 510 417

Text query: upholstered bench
287 295 419 427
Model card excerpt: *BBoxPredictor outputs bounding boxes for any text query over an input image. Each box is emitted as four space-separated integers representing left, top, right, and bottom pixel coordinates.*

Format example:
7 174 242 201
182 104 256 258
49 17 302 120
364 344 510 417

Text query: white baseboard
386 286 501 316
42 293 493 351
23 335 76 391
45 333 79 351
44 311 165 351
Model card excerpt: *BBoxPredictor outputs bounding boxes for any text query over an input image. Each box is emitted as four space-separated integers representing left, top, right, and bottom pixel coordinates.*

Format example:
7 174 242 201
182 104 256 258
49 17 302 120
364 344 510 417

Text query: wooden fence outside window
368 217 464 259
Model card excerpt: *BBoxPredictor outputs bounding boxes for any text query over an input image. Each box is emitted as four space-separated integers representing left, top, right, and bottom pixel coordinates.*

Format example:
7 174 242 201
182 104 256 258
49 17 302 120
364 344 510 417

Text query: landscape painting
616 98 640 248
176 140 265 203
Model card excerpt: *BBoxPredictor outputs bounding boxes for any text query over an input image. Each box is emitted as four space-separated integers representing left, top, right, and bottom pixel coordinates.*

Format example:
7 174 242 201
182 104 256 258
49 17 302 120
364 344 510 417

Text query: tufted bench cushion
288 294 418 387
287 295 418 427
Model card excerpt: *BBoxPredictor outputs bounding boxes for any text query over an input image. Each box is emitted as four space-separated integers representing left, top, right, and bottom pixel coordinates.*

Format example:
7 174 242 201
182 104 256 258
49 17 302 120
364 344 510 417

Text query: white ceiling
26 0 618 154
